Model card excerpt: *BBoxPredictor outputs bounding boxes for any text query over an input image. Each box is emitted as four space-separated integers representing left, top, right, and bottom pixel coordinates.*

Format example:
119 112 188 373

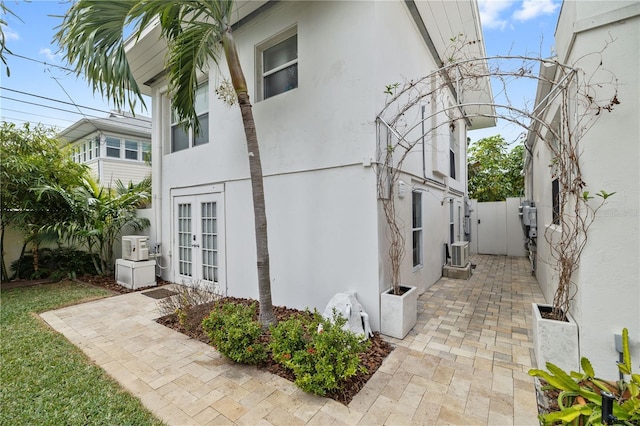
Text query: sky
0 0 150 132
1 0 560 140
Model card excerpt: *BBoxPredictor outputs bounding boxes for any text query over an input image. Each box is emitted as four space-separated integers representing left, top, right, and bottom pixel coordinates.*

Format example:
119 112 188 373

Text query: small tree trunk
14 241 28 280
222 27 276 327
32 242 39 275
1 221 8 282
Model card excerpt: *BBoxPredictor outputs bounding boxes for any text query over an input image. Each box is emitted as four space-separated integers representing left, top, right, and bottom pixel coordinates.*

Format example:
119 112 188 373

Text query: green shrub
270 309 370 396
10 247 97 280
201 301 266 365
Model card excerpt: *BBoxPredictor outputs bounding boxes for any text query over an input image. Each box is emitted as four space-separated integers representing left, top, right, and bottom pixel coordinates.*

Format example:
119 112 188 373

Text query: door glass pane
177 203 192 276
201 202 218 283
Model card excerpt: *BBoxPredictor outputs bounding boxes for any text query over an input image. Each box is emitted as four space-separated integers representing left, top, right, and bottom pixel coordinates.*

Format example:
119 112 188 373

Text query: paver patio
40 254 546 425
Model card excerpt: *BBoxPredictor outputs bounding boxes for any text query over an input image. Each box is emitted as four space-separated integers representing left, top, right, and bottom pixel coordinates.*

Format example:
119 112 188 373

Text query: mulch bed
5 274 395 405
156 296 394 405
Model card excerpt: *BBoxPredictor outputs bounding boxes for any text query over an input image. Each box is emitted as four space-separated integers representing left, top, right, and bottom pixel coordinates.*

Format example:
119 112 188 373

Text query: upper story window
449 122 458 180
171 82 209 153
106 136 121 158
71 136 150 164
257 27 298 101
125 140 139 160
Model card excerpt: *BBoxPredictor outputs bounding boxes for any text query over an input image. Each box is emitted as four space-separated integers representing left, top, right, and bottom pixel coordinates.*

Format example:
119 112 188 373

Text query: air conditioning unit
451 241 469 267
122 235 149 261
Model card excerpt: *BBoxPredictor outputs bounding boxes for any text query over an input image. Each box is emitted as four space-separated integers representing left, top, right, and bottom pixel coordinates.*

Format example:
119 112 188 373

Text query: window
258 29 298 100
552 178 560 225
449 123 457 180
142 142 151 163
125 140 139 160
449 201 455 244
412 191 423 268
82 142 87 162
171 83 209 152
106 137 121 158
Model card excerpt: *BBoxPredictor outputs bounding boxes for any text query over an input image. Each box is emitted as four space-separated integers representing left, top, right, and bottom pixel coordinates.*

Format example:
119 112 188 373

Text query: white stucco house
525 1 639 377
59 111 152 187
125 0 494 333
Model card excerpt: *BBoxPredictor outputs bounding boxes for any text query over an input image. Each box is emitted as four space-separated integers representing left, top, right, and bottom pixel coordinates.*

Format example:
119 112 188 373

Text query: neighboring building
525 2 639 377
125 0 494 332
59 111 152 187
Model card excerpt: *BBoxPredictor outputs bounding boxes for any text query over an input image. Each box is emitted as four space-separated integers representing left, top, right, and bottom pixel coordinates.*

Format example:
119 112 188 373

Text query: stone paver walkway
40 254 546 425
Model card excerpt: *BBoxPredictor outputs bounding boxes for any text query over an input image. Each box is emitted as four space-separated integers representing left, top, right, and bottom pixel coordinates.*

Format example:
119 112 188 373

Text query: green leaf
581 357 595 378
541 405 591 424
546 362 581 391
596 190 616 199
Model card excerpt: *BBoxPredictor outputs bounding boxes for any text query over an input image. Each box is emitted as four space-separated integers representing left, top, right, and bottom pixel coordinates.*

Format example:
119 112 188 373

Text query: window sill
412 264 424 273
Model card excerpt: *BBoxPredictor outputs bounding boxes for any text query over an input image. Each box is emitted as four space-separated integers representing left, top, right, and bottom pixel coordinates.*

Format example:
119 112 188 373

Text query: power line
7 52 78 74
0 107 77 123
1 86 152 132
2 86 118 115
0 96 152 132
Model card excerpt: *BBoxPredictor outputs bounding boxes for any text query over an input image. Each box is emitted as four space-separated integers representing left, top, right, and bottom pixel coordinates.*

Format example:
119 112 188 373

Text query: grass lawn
0 281 164 425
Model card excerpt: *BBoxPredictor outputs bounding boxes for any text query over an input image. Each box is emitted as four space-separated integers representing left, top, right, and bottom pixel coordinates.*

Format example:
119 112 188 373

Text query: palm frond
54 0 146 112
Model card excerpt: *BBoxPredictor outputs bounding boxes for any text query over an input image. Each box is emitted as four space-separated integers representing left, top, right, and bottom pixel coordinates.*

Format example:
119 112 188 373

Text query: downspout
151 88 164 277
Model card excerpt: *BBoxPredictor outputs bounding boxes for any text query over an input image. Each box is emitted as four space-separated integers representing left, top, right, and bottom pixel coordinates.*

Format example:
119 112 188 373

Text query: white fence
469 197 526 257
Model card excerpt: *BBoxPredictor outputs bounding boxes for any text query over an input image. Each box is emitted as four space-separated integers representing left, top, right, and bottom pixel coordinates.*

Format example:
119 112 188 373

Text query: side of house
126 0 492 332
526 1 640 378
59 111 152 187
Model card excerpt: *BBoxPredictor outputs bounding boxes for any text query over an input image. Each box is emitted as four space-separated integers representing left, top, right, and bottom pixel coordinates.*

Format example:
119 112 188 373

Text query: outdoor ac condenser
121 235 149 261
451 241 469 267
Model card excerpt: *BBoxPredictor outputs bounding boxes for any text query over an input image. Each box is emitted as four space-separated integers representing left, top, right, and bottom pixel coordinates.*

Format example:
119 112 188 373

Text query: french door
173 193 225 291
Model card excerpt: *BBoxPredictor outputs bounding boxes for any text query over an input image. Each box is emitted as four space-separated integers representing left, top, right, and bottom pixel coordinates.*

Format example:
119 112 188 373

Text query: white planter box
380 286 418 339
532 303 580 373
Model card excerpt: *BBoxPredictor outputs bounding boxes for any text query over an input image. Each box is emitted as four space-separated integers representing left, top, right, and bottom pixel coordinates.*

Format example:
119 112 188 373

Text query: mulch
156 296 395 405
3 274 395 406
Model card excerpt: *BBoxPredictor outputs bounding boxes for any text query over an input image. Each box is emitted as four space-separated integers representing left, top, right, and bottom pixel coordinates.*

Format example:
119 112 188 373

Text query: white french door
173 193 225 291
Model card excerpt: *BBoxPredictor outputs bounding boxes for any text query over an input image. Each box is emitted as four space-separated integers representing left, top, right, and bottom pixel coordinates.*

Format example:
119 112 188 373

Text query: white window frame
256 26 298 101
105 136 121 158
412 191 423 269
171 82 209 153
124 139 139 161
449 200 455 244
449 121 457 180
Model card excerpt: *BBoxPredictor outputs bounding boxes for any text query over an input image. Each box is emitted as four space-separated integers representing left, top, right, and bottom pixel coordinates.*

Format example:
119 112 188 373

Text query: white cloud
1 24 19 41
513 0 560 22
38 48 59 62
478 0 513 30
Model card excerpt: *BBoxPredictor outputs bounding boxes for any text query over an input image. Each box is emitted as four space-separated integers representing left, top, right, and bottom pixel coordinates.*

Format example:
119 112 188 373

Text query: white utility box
115 258 156 289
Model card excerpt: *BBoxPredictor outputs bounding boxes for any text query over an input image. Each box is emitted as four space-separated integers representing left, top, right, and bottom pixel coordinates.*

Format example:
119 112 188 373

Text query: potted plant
529 328 639 425
376 125 418 339
529 59 618 372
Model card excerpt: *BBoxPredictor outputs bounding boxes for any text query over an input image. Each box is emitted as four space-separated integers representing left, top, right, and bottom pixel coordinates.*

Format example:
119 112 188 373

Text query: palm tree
41 176 152 276
55 1 276 325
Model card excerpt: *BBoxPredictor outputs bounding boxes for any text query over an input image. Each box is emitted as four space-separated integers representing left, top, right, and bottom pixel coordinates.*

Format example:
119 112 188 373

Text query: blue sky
1 0 560 140
0 0 150 131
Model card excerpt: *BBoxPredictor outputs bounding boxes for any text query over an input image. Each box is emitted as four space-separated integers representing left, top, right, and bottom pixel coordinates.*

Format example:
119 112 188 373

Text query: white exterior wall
530 2 640 378
146 1 484 332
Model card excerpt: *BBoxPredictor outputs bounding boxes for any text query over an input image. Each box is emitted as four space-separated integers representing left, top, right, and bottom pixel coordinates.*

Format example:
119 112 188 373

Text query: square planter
380 285 418 339
532 303 580 373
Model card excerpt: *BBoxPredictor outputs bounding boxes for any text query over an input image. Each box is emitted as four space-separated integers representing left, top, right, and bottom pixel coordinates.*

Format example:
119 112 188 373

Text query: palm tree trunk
222 27 276 327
